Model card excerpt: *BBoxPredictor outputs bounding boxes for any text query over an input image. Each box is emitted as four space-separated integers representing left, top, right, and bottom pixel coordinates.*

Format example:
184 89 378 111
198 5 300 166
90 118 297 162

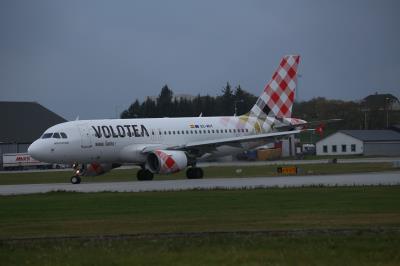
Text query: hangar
316 130 400 156
0 102 66 168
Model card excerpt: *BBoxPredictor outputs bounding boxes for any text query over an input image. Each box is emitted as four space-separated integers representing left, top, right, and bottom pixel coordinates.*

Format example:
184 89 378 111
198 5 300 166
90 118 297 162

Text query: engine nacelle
80 163 121 176
146 150 188 174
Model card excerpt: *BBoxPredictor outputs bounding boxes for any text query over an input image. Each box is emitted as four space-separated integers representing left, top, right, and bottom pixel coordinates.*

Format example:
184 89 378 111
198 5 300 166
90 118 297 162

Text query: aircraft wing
167 129 302 154
140 129 302 155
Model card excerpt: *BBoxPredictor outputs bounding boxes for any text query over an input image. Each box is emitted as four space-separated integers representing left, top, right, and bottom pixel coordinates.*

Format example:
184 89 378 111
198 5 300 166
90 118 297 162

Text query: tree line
121 83 257 118
121 84 399 130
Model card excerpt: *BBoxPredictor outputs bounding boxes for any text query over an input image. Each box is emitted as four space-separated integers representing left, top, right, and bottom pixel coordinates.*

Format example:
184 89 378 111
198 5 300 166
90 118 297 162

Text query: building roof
0 102 66 143
340 130 400 142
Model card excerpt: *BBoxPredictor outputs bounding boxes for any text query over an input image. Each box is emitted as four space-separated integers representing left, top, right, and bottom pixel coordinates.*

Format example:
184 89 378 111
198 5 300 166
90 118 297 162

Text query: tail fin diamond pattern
250 55 300 119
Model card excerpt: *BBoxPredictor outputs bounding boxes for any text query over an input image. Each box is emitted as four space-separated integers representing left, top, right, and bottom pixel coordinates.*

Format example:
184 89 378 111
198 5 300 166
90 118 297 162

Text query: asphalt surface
0 171 399 195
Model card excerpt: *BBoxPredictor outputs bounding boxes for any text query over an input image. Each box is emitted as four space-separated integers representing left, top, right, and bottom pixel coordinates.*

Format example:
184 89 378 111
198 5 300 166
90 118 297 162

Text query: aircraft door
151 128 163 143
78 125 93 149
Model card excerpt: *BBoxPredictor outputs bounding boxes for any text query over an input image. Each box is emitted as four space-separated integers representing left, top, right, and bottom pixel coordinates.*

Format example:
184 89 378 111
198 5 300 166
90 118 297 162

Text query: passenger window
212 130 215 133
53 133 61 138
203 130 206 133
168 131 171 135
177 131 180 135
229 129 232 133
60 132 67 138
208 130 211 133
42 133 53 139
225 129 228 133
186 130 189 134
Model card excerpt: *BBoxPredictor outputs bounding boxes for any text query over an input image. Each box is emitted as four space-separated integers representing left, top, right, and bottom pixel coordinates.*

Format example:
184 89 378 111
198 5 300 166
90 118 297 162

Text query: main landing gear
137 168 154 181
186 167 204 179
136 167 204 181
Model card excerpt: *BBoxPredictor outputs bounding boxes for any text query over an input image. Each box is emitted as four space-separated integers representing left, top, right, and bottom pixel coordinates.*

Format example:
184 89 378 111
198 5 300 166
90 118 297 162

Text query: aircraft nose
28 140 43 161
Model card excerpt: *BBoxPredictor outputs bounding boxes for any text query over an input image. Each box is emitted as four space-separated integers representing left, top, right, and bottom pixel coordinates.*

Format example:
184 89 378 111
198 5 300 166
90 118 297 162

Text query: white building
316 130 400 156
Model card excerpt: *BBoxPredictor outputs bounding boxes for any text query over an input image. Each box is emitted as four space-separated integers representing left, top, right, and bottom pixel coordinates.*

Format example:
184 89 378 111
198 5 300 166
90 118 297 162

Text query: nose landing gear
70 175 81 184
71 163 85 184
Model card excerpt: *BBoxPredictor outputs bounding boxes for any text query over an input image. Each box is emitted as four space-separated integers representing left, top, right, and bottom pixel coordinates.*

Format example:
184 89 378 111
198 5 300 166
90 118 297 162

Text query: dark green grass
1 187 400 265
0 187 399 238
1 233 400 265
0 162 396 185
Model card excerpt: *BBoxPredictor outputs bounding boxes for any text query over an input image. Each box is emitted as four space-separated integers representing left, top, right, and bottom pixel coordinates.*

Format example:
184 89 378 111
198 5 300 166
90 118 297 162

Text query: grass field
0 187 399 238
0 162 396 185
1 233 400 266
0 186 400 265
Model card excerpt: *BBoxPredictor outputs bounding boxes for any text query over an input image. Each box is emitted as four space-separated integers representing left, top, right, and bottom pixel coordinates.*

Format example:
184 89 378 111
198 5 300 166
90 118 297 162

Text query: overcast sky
0 0 399 120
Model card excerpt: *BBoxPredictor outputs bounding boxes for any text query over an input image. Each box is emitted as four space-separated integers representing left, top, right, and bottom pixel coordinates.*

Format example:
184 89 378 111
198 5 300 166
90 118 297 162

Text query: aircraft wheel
137 169 154 181
186 168 194 179
195 168 204 179
186 167 203 179
71 175 81 184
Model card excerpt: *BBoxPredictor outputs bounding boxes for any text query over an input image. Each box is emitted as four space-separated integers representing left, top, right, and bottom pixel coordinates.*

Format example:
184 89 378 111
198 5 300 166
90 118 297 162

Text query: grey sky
1 0 399 120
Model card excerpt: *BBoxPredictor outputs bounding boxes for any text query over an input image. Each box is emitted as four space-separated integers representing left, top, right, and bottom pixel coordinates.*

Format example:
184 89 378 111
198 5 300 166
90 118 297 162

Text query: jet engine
146 150 188 174
77 163 121 176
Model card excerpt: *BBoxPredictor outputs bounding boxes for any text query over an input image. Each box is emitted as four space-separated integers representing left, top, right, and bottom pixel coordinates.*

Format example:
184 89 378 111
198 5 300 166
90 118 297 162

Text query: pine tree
157 85 173 117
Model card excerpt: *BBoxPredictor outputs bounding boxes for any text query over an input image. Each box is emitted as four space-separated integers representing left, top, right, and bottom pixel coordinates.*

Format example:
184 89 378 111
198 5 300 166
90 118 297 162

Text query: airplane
28 55 325 184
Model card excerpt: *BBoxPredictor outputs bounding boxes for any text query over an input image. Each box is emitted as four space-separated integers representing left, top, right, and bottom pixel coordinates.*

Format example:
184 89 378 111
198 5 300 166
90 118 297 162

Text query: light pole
360 99 368 130
386 97 391 128
234 99 244 116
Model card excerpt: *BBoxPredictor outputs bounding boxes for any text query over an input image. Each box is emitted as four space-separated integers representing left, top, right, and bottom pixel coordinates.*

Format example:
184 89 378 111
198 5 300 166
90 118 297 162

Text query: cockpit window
60 132 68 139
42 133 53 139
53 133 61 139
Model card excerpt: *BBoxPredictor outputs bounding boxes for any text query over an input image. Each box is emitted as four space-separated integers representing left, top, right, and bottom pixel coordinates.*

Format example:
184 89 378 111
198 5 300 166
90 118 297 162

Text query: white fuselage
28 116 280 165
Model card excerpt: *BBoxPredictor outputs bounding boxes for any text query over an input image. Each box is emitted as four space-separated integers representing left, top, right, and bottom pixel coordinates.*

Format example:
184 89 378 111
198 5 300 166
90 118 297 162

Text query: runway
0 171 399 195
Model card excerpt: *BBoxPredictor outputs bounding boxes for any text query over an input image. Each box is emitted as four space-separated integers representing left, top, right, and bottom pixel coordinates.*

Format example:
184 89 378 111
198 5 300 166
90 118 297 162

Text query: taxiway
0 171 399 195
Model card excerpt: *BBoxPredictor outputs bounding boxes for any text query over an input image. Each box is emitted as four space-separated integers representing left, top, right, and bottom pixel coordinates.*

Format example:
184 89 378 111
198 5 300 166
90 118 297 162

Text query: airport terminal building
316 130 400 156
0 102 66 168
